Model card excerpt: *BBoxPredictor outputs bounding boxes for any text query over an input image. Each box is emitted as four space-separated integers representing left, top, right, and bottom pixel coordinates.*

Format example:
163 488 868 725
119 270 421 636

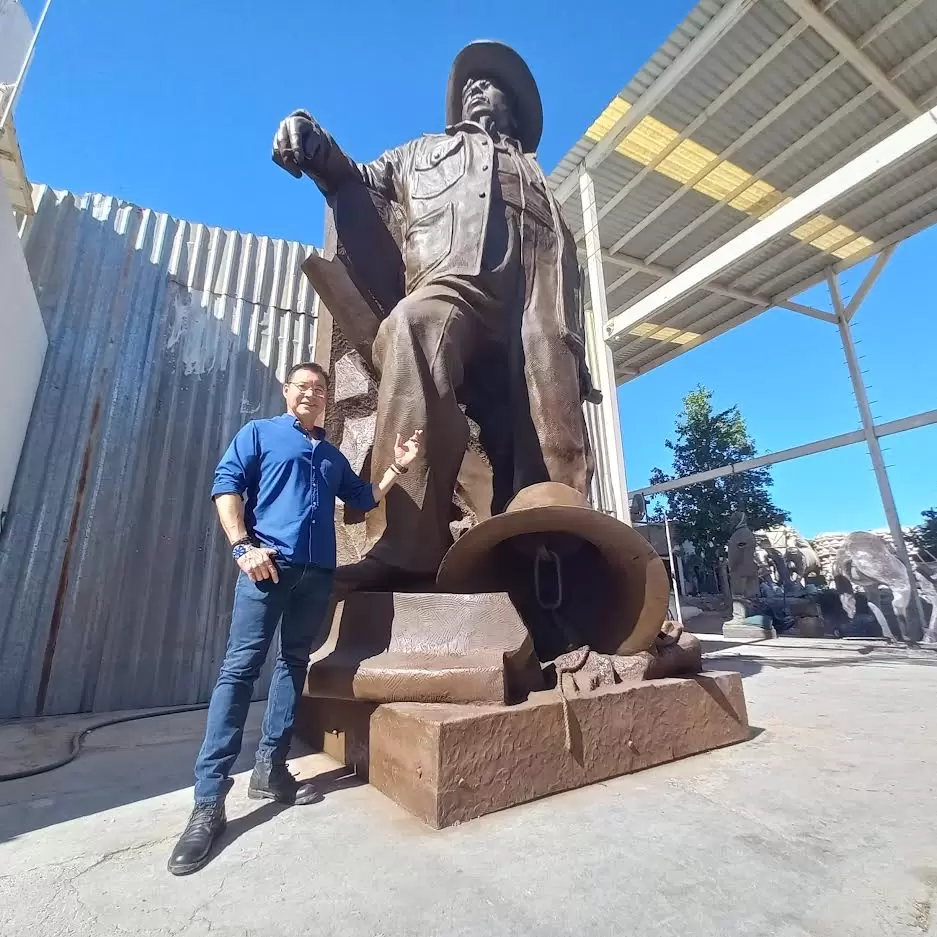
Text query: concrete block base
723 620 777 640
792 616 826 638
297 671 749 828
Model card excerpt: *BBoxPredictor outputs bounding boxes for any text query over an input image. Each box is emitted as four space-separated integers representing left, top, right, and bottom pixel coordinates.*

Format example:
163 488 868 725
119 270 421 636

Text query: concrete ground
1 638 936 937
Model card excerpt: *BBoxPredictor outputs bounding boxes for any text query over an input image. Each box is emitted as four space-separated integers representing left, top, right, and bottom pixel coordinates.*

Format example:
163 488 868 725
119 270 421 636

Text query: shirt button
479 191 486 198
482 164 489 171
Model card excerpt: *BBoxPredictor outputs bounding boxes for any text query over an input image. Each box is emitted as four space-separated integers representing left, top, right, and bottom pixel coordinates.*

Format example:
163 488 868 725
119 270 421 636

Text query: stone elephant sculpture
834 532 937 643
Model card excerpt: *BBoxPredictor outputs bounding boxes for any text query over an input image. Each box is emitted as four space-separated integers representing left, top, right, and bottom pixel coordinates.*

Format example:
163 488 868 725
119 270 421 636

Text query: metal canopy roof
549 0 937 384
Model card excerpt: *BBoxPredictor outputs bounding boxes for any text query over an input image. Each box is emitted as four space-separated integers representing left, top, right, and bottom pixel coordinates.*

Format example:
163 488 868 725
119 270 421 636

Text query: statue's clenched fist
272 110 324 178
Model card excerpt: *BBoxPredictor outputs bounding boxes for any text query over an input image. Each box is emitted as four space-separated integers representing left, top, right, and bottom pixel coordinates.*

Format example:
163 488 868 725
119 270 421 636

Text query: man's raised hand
394 429 424 469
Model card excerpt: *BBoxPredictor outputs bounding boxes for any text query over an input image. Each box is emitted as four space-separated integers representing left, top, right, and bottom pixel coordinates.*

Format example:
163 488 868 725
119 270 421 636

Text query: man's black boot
248 761 320 806
167 801 226 876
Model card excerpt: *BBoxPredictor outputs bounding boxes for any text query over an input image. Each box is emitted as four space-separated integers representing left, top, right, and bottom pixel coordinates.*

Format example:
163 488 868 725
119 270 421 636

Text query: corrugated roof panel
606 269 664 309
590 158 646 211
559 199 584 235
594 170 686 246
826 0 937 72
550 0 937 383
753 94 896 190
616 188 734 259
0 188 320 717
828 145 937 218
651 20 782 131
718 61 876 169
651 97 899 272
688 63 837 162
728 234 824 290
868 31 937 86
549 139 593 187
623 0 720 97
615 295 746 370
824 0 897 40
621 300 760 374
897 53 937 101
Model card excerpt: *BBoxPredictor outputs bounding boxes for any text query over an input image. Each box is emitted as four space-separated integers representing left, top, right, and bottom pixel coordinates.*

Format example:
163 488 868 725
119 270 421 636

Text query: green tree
911 508 937 559
649 386 790 565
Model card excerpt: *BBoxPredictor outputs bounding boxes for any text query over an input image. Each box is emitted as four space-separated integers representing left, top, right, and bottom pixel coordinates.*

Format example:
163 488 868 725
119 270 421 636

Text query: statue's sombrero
436 482 670 655
446 40 543 153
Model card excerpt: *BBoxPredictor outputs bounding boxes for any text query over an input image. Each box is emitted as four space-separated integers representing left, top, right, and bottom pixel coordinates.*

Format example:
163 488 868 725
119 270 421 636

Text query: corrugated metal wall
0 187 319 717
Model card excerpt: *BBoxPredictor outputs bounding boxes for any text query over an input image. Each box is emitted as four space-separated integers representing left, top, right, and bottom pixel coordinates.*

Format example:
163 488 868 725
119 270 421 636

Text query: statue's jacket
305 119 595 401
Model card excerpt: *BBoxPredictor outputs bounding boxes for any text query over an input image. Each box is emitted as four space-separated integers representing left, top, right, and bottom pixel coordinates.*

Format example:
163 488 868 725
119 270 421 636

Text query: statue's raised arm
272 109 405 204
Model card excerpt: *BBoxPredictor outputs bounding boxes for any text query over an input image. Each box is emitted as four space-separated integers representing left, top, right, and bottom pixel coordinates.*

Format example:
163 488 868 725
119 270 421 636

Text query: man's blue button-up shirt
211 413 377 568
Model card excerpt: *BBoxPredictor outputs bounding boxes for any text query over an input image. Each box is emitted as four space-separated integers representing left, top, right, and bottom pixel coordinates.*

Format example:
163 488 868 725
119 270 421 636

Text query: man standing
168 362 422 876
272 41 595 592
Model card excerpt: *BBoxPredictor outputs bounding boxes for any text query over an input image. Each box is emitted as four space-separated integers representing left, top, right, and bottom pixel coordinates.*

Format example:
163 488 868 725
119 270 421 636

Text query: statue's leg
925 591 937 643
888 582 911 642
365 285 481 575
462 345 515 516
515 224 590 494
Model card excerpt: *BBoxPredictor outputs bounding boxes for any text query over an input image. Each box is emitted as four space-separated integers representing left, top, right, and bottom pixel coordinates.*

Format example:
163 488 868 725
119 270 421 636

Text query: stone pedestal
296 697 376 777
793 616 825 638
723 599 777 640
722 617 777 640
306 591 542 706
296 671 749 829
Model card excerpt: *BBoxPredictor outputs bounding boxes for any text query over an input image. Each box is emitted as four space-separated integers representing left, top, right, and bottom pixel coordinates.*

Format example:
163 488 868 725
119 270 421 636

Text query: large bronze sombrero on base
436 482 670 656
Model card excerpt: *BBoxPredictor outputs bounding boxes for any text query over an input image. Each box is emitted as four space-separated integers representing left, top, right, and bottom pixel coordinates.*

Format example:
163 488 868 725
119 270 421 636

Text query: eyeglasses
288 382 327 398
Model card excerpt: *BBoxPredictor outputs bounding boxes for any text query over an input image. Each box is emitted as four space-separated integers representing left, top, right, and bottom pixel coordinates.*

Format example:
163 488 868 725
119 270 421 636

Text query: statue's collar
446 121 528 155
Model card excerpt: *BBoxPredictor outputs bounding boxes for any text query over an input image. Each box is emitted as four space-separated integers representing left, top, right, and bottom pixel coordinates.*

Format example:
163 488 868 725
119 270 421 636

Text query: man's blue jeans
193 562 334 805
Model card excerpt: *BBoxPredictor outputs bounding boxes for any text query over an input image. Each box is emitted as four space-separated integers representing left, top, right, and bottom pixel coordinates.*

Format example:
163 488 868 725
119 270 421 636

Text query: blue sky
13 0 936 538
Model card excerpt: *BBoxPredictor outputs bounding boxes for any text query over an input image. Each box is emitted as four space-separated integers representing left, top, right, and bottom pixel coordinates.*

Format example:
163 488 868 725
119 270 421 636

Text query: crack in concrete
173 876 228 937
0 836 175 884
70 839 172 882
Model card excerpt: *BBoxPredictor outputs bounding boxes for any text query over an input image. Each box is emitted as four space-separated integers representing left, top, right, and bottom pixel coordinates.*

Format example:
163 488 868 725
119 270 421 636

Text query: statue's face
462 76 514 130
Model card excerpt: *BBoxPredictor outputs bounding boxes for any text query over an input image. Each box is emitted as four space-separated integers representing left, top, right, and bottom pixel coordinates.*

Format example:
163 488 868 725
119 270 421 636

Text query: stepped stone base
296 671 749 828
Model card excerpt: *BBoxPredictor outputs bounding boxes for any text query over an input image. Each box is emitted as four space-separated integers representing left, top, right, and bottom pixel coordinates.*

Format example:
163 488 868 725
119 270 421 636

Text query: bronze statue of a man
273 41 594 589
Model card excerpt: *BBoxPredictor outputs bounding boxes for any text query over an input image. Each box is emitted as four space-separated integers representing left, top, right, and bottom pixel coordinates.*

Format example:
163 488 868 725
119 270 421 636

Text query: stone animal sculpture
785 542 821 586
834 531 937 643
755 540 790 589
761 526 821 587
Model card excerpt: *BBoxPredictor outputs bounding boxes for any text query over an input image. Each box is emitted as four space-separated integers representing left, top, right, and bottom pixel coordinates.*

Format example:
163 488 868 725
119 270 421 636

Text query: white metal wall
0 177 46 541
0 187 319 717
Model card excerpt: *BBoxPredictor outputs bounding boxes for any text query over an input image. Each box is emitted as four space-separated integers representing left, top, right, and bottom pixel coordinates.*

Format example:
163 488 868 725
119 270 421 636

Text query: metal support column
827 260 925 641
579 167 631 523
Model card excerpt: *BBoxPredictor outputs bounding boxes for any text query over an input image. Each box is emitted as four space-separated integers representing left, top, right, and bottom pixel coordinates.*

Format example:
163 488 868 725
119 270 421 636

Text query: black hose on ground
0 703 209 782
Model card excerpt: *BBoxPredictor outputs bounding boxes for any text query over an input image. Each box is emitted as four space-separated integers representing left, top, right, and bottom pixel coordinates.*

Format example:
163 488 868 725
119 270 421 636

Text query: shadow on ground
201 765 365 868
0 704 365 845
